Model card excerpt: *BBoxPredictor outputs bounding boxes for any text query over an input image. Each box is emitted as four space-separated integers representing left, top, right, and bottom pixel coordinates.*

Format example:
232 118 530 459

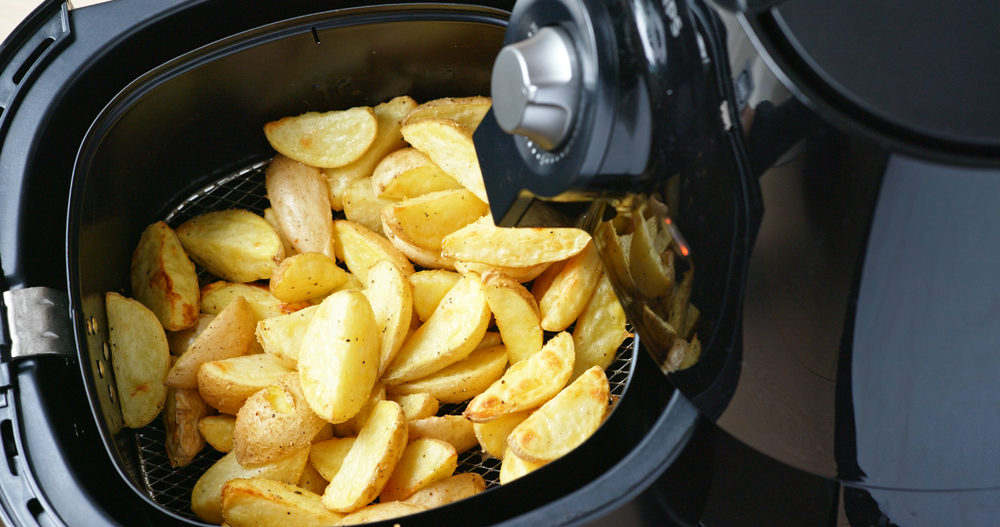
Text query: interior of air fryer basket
68 5 676 524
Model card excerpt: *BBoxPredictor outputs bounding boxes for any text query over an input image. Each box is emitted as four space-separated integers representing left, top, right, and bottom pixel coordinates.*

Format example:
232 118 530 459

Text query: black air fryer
1 0 999 526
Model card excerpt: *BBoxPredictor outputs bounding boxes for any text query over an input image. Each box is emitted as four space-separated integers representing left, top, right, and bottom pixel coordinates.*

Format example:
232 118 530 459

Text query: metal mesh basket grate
128 161 636 521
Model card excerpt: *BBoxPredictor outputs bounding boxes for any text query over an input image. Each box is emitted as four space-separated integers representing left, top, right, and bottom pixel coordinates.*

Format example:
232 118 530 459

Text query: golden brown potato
199 414 235 453
381 275 491 385
480 270 543 363
167 296 256 389
263 207 297 257
534 241 603 332
507 365 610 463
401 96 492 131
130 221 200 331
163 387 210 467
263 106 377 168
197 353 296 415
332 219 415 282
265 154 336 258
309 437 355 482
629 213 674 299
167 313 214 357
269 252 349 303
406 415 478 454
571 274 627 379
402 472 486 509
388 344 507 404
382 188 488 252
382 221 457 270
400 118 488 203
332 382 385 437
441 217 591 268
200 281 309 320
386 392 439 421
191 447 309 524
105 292 170 428
233 373 328 467
337 501 427 525
453 260 551 284
370 147 460 201
322 400 408 513
498 448 546 485
254 304 317 364
296 462 329 495
221 477 343 527
361 259 413 376
297 290 379 423
379 438 457 502
176 209 284 282
472 410 531 459
463 332 574 423
408 270 461 322
343 176 394 235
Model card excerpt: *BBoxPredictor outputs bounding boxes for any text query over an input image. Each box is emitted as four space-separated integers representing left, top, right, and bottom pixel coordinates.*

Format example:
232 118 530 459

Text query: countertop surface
1 0 108 44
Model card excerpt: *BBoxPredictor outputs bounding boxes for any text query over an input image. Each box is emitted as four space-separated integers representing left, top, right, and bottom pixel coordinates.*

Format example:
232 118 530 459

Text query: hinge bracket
2 287 74 359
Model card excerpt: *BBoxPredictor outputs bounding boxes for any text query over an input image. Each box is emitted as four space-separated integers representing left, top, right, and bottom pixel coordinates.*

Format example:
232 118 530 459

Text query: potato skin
130 221 200 331
233 373 327 467
163 387 210 468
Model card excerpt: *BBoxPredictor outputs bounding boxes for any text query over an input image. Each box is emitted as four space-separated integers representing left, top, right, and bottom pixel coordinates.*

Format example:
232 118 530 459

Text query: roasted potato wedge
381 276 491 385
381 188 488 252
441 217 591 268
105 292 170 428
386 392 439 421
130 221 200 331
167 296 256 389
198 353 296 415
593 220 636 292
370 147 460 200
309 437 356 482
191 447 309 524
388 344 508 404
400 118 488 203
362 259 413 375
200 281 309 319
233 373 328 467
263 207 297 257
407 415 478 454
481 270 543 363
463 332 574 423
343 175 394 235
379 438 457 502
163 387 210 467
401 96 491 131
297 290 379 423
382 221 457 269
269 252 349 303
177 209 284 283
168 313 214 357
332 219 415 282
453 260 551 284
534 241 603 332
571 274 628 379
629 213 674 299
472 410 530 459
338 501 427 525
221 477 343 527
408 270 461 322
507 365 610 463
403 472 486 509
332 382 386 437
199 414 236 453
499 449 546 485
254 304 318 363
263 106 377 168
322 400 408 513
297 461 329 495
265 154 336 258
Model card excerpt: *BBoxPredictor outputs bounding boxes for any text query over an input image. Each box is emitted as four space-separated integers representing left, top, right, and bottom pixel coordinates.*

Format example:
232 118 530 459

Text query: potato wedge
297 462 329 495
130 221 200 331
269 252 349 303
481 270 543 363
382 221 456 269
381 189 488 251
105 292 170 428
338 501 427 525
408 270 460 322
453 260 551 284
343 176 394 235
370 147 460 200
507 365 610 463
177 209 284 283
332 219 415 282
535 241 603 332
475 331 503 350
441 216 591 267
593 220 636 292
381 276 490 385
463 332 574 423
233 373 328 467
403 472 486 509
499 449 546 485
297 290 379 423
221 477 343 527
386 392 439 421
388 344 507 404
401 96 492 131
332 382 385 437
309 437 356 482
265 154 336 258
400 118 488 203
199 414 236 453
263 207 296 257
379 438 457 502
167 296 256 389
201 281 309 319
407 415 477 454
472 410 530 459
198 353 296 415
255 304 318 363
163 387 209 467
167 313 214 357
324 96 418 202
263 106 377 168
323 400 408 513
572 274 628 379
629 213 674 299
362 259 413 376
191 447 309 524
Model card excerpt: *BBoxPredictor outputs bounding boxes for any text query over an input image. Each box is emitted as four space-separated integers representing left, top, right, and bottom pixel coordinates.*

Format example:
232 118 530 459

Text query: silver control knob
491 26 579 151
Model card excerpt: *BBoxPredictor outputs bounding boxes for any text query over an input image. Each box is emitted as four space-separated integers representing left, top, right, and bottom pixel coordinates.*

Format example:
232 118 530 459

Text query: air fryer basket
67 4 681 525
